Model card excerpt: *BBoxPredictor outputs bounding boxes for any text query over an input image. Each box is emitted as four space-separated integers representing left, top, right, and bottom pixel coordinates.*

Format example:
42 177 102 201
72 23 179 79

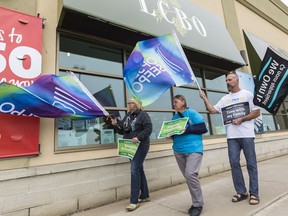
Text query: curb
250 192 288 216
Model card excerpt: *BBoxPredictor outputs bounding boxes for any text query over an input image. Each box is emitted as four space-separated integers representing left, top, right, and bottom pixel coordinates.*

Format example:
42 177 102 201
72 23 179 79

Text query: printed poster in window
101 129 114 144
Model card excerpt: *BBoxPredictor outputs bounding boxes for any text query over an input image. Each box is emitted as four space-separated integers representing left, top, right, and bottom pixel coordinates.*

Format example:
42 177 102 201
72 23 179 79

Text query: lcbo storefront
57 0 248 150
0 0 288 215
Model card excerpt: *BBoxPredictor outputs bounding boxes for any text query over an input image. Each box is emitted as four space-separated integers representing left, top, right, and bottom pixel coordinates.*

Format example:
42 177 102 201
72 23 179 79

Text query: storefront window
259 107 270 114
206 92 227 135
57 35 126 150
274 115 288 130
147 112 174 140
57 111 125 148
269 101 288 130
207 92 226 107
284 100 288 112
56 33 285 151
59 36 123 76
205 71 226 90
210 114 226 135
201 114 210 135
78 73 125 107
262 114 276 131
275 103 285 114
173 87 206 110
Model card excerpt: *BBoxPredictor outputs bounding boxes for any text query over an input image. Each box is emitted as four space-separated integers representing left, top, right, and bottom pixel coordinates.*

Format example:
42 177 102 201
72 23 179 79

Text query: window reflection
207 92 226 107
173 87 205 110
205 71 226 90
56 34 286 151
147 112 174 140
274 115 288 130
210 114 226 135
79 73 125 107
284 101 288 111
59 36 123 76
259 107 270 114
201 114 210 136
276 103 286 115
262 114 276 131
57 111 125 147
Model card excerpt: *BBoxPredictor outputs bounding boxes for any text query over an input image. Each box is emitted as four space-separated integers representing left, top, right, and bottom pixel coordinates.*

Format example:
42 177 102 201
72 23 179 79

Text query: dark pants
130 144 150 204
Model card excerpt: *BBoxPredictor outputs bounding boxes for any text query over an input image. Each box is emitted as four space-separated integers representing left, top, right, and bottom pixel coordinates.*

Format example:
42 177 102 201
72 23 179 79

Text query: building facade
0 0 287 215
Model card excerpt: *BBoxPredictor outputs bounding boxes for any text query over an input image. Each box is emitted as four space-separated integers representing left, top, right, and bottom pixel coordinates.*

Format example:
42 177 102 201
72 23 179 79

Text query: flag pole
172 31 202 91
195 79 201 91
108 115 121 129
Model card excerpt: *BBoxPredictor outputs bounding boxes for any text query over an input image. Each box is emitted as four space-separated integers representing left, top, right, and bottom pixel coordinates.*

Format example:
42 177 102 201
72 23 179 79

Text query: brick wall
0 135 288 216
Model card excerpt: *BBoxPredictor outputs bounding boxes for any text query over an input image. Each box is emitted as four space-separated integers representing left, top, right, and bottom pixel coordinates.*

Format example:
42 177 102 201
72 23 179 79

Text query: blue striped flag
0 72 108 119
123 32 195 106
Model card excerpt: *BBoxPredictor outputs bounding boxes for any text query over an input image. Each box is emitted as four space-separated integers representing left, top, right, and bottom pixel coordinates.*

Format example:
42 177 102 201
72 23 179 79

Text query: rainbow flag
123 32 195 106
0 72 108 119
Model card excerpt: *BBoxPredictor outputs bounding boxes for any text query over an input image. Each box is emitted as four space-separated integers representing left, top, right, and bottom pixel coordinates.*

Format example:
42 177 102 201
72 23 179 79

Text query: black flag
253 47 288 114
93 85 120 118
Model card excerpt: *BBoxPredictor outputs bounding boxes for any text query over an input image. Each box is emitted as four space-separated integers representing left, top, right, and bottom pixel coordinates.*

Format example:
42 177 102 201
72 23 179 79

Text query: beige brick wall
0 135 288 216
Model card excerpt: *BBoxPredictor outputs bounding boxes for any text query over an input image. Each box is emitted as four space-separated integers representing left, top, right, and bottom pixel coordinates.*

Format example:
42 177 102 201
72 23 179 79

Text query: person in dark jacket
111 98 152 211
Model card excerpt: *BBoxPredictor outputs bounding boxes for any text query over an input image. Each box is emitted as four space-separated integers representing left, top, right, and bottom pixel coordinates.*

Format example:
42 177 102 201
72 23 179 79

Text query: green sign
117 138 140 160
157 117 189 139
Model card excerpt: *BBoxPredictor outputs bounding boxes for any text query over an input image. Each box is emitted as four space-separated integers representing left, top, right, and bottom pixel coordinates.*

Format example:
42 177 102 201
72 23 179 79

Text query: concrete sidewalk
71 154 288 216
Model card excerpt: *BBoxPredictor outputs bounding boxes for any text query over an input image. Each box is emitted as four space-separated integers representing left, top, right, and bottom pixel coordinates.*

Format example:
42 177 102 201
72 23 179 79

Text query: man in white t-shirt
199 71 260 205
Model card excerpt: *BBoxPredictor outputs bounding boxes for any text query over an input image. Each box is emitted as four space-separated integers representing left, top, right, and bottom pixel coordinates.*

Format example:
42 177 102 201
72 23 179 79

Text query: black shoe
189 206 203 216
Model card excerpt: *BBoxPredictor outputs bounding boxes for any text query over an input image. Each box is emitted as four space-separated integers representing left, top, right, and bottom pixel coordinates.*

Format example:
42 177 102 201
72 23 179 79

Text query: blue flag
123 32 195 106
0 73 109 119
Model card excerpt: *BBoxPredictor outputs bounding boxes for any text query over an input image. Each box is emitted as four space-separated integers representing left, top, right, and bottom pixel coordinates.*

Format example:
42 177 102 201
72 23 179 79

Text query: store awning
244 31 288 75
62 0 246 70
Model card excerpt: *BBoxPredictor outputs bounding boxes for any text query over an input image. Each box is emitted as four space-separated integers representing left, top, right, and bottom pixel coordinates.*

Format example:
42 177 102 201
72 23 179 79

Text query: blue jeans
228 138 259 196
130 144 150 204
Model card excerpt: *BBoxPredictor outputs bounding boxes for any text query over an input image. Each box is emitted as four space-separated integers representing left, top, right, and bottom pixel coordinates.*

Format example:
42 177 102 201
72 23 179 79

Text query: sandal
232 193 248 202
126 203 140 211
138 198 150 203
249 195 260 205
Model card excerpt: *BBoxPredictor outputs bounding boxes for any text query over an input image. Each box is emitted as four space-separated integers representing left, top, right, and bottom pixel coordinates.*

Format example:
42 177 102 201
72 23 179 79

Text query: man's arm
233 109 260 125
243 109 260 121
199 91 219 114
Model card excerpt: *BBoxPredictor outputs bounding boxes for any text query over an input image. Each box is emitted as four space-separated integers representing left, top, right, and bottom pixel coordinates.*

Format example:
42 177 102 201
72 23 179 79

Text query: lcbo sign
0 7 42 86
139 0 207 37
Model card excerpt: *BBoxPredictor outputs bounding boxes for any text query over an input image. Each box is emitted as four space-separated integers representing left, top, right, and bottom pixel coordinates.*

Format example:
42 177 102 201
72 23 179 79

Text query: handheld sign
221 102 250 126
158 117 189 139
117 138 140 160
